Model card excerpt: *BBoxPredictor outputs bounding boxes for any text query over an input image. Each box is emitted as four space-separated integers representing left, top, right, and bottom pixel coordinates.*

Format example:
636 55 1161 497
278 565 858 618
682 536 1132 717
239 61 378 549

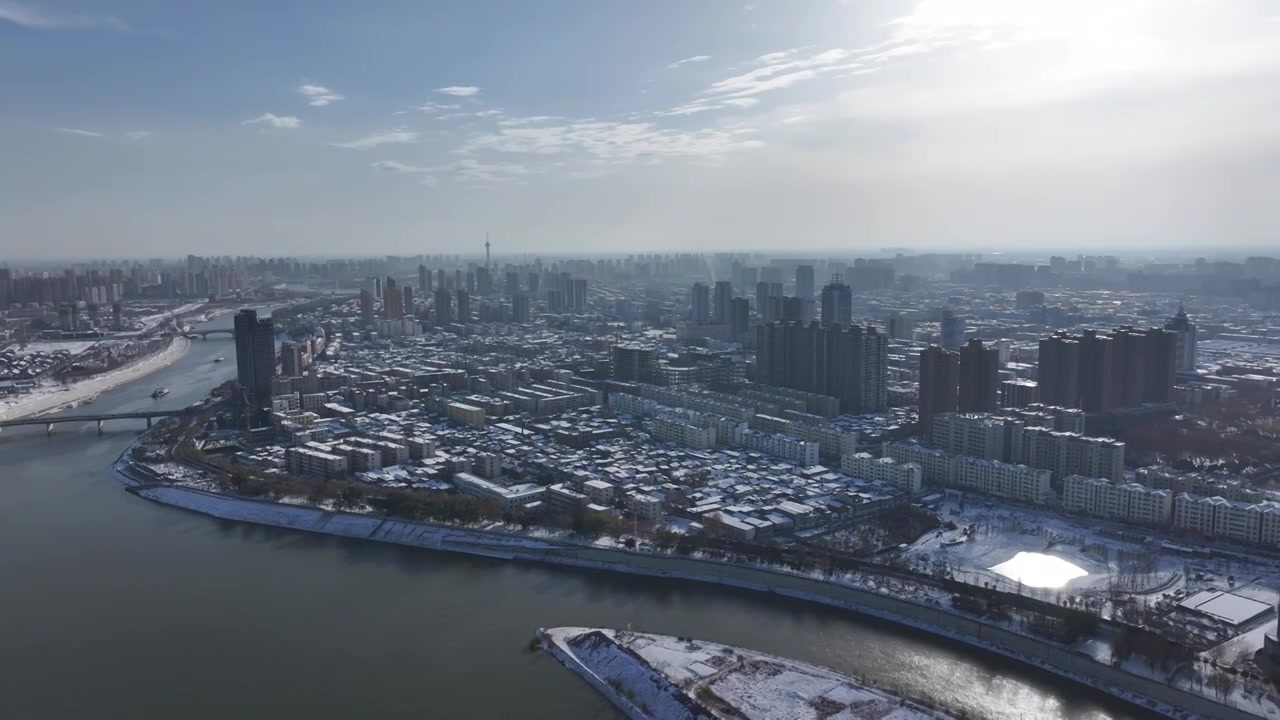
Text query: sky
2 0 1279 259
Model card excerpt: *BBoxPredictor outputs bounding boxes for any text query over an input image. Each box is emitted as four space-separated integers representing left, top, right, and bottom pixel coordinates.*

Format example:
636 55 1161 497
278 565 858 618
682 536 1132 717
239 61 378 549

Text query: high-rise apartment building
729 297 750 338
1165 304 1198 373
918 346 959 438
713 280 733 325
795 264 815 300
234 309 275 422
382 277 402 319
512 293 531 324
940 308 963 349
280 341 302 378
1038 332 1080 408
958 338 1000 413
359 288 374 326
819 279 852 328
456 289 471 323
433 288 453 325
611 343 658 383
887 311 914 340
691 283 711 325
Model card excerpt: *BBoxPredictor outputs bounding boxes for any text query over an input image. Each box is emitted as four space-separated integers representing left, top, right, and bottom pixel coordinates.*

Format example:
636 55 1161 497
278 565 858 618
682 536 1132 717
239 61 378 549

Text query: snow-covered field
10 340 99 356
541 627 951 720
0 336 190 422
905 498 1187 600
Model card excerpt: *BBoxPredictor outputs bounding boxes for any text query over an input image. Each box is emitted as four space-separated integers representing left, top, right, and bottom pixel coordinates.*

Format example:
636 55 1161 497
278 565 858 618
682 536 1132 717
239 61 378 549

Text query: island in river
540 626 954 720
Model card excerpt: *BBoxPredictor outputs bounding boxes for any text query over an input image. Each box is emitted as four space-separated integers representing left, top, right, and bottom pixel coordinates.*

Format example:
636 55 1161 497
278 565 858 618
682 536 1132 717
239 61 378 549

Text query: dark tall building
402 287 414 314
819 279 852 328
382 278 402 319
433 288 453 325
611 343 658 383
713 280 733 325
1112 326 1176 405
958 338 999 413
280 341 302 378
691 282 711 325
1015 290 1045 311
779 296 804 323
570 278 587 311
1038 327 1175 410
918 346 959 438
512 292 531 324
755 281 772 321
476 267 493 296
795 264 815 300
456 289 471 324
729 297 750 338
848 261 895 291
1038 331 1080 408
233 309 275 422
1077 329 1115 412
418 264 430 293
756 321 887 414
940 308 963 349
359 288 374 325
506 271 519 298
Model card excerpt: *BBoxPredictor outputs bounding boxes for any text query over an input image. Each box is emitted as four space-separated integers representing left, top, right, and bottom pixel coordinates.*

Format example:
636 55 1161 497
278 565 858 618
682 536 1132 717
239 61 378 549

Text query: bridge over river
0 409 190 434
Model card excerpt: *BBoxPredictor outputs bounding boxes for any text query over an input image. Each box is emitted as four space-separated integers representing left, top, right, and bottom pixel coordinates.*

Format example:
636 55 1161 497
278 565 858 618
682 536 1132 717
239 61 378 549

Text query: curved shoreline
112 457 1251 720
0 336 191 422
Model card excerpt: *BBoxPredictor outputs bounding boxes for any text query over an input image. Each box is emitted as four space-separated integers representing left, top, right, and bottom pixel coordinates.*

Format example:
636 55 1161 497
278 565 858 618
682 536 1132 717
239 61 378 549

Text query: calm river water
0 310 1147 719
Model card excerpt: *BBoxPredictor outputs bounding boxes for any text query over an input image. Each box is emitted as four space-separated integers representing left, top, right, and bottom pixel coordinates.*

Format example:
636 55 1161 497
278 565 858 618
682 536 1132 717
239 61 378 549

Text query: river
0 310 1148 720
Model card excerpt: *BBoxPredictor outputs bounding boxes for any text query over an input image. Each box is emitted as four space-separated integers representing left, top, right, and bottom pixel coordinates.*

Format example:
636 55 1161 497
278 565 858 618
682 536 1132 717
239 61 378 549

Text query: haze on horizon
2 0 1278 259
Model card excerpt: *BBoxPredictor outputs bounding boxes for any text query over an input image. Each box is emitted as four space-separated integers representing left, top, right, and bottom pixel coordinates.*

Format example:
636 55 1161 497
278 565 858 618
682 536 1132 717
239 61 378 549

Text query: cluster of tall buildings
918 338 1000 436
1038 326 1177 410
755 321 888 414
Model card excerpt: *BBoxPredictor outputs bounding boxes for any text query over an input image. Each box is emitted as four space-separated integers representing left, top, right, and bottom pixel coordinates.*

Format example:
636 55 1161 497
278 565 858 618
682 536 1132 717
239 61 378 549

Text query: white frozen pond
989 552 1088 589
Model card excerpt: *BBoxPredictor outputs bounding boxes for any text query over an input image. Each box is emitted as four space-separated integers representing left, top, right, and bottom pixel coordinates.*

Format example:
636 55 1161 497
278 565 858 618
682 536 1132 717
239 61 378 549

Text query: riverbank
115 470 1251 720
0 336 191 422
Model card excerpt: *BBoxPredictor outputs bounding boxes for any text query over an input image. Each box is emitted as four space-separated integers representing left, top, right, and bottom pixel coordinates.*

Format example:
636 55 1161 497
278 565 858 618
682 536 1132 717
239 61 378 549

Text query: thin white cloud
333 128 418 150
54 127 105 138
297 84 343 107
418 102 461 114
371 160 432 173
668 55 711 69
496 116 561 127
435 86 481 97
125 131 150 140
0 1 127 31
241 113 301 129
462 120 763 162
474 109 503 118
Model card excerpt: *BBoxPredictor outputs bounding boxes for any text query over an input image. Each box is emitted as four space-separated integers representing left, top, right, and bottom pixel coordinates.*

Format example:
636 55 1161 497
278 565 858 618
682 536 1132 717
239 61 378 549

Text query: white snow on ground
990 552 1089 588
907 498 1184 599
11 340 98 356
0 336 190 421
541 627 949 720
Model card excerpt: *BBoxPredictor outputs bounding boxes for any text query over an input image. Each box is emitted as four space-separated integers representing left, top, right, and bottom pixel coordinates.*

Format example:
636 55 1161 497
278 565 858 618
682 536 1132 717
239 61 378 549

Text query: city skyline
4 0 1280 258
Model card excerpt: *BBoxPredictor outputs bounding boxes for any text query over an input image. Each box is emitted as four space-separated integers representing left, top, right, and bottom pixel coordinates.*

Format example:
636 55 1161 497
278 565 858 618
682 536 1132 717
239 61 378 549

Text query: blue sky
2 0 1279 259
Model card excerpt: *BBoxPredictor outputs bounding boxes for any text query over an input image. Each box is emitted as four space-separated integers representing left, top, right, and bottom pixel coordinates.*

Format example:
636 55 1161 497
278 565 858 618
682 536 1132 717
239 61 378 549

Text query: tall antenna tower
485 232 491 270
